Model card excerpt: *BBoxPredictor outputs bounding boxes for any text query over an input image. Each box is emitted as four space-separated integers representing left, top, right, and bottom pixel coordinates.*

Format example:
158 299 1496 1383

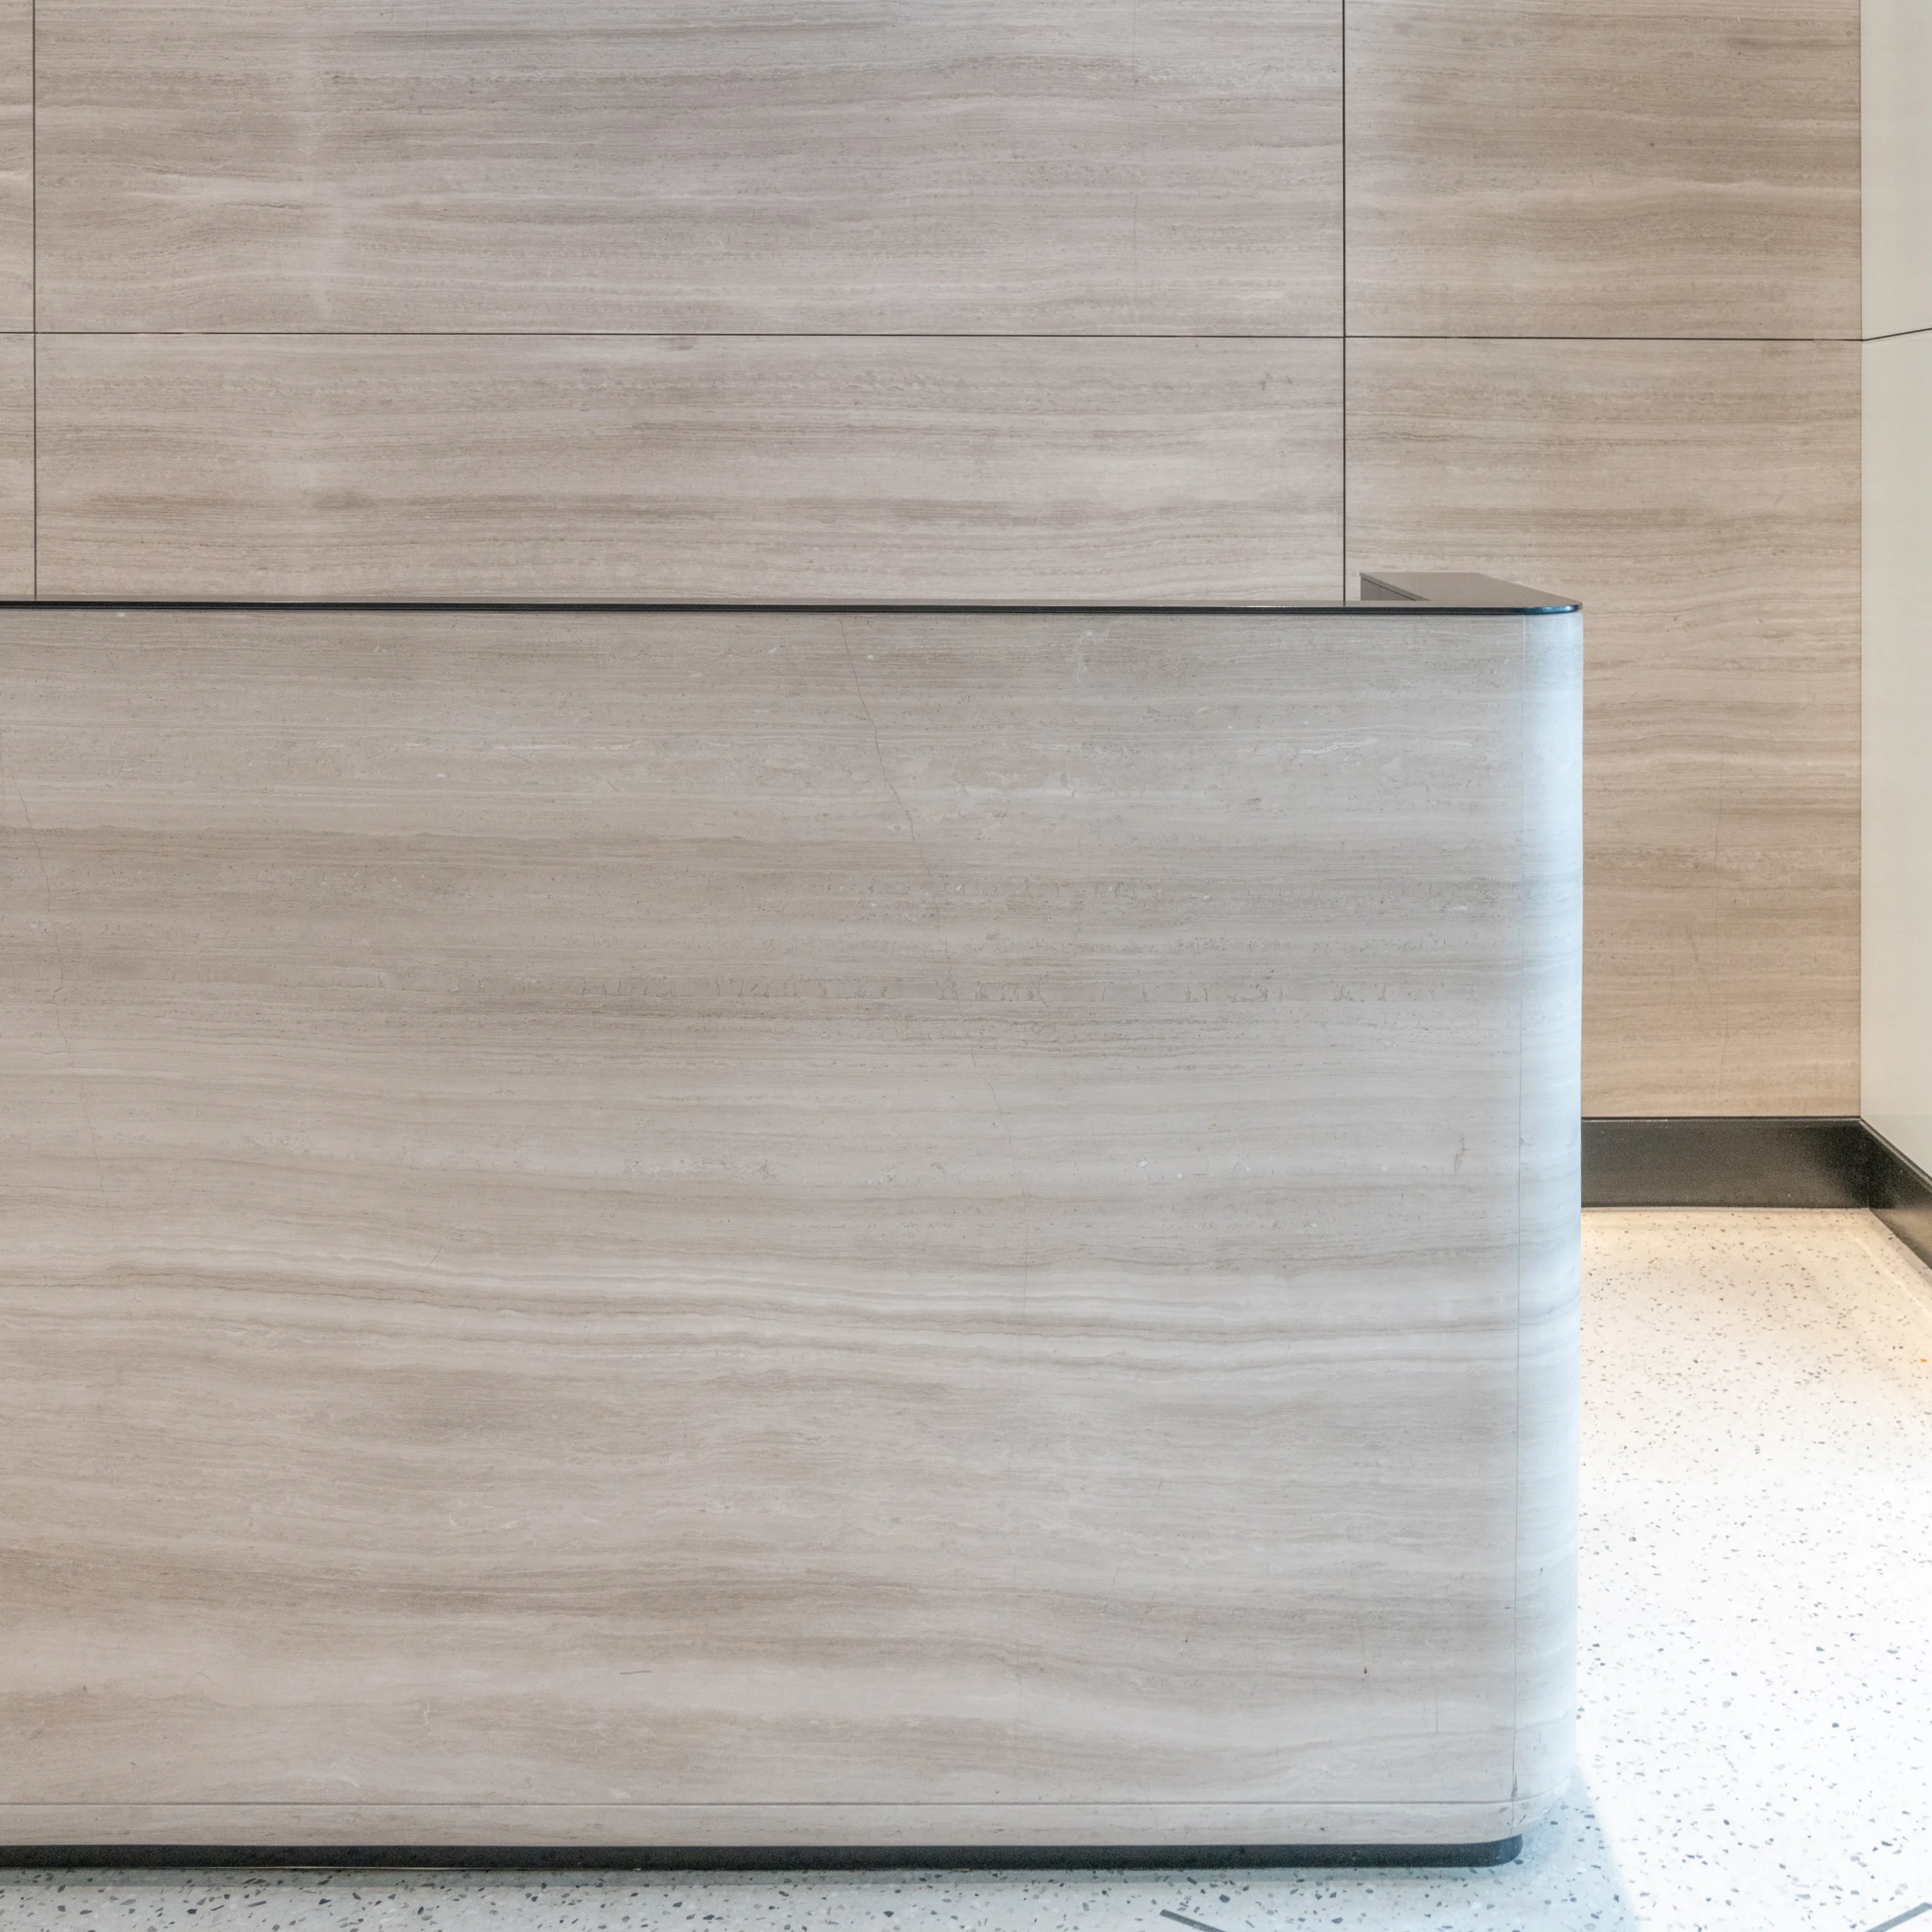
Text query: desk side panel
1512 610 1583 1817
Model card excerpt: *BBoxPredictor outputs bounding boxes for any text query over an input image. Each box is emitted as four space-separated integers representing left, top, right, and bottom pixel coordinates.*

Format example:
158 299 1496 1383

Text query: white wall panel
1863 331 1932 1164
1863 0 1932 339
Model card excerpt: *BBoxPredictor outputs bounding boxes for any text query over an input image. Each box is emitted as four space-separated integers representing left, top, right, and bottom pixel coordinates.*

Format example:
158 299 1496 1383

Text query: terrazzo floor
4 1210 1929 1932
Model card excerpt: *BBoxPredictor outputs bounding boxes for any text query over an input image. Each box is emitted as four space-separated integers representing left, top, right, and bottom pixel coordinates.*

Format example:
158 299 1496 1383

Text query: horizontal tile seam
26 331 1348 341
1339 334 1860 344
4 331 1863 343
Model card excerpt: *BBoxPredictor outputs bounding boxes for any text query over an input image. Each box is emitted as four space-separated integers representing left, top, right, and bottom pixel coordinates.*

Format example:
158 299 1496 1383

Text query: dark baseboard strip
1583 1115 1932 1271
0 1838 1521 1872
1582 1116 1869 1208
1866 1125 1932 1271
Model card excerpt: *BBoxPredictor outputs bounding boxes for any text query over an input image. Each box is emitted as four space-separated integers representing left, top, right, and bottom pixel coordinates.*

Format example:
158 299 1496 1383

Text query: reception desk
0 578 1580 1862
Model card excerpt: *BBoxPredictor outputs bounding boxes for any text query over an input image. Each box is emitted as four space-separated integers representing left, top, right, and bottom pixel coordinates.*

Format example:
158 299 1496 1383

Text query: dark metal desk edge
0 595 1581 617
0 1837 1524 1871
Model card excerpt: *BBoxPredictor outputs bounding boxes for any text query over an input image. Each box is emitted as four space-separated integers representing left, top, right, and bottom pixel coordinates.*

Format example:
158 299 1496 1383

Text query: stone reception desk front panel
0 592 1580 1853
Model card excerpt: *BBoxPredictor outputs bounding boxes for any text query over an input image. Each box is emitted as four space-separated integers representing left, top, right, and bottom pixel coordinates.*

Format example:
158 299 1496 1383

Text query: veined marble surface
32 336 1341 602
0 1211 1925 1927
0 0 24 330
0 335 27 597
0 604 1580 1844
33 0 1339 335
1345 0 1859 340
1346 336 1860 1117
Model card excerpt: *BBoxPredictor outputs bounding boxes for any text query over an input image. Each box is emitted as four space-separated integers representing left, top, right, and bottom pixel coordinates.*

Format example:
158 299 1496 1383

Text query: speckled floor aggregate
4 1211 1928 1932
